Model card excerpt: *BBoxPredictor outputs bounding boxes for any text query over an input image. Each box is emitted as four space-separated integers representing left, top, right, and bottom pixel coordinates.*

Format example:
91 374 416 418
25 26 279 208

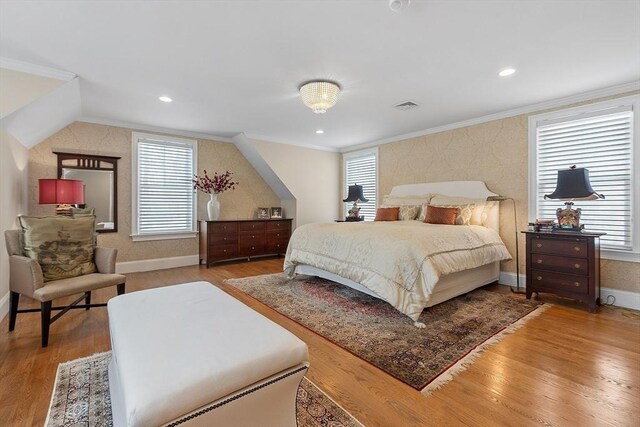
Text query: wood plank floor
0 258 638 426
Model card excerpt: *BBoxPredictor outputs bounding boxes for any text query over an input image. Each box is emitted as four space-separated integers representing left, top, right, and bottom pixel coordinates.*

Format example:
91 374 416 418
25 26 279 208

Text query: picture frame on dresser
270 207 283 219
257 207 270 219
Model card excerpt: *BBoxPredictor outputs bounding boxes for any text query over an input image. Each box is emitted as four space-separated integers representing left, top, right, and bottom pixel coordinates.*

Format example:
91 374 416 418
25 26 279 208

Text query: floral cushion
19 215 97 281
398 205 420 220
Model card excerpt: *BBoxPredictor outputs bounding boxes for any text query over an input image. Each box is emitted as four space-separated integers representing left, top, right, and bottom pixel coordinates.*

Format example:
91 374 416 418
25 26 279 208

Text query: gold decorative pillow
397 205 420 220
430 195 491 226
417 204 430 221
429 203 475 225
19 215 97 281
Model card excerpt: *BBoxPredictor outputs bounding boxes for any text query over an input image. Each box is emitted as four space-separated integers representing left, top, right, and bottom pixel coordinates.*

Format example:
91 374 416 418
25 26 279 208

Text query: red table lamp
39 179 85 215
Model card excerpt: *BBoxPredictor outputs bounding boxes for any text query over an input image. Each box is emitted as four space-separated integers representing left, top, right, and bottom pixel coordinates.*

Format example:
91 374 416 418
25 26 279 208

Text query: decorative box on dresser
523 231 605 312
199 219 292 267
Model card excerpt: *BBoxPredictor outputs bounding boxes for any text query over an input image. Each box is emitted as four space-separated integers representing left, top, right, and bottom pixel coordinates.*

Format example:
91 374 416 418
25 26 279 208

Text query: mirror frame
55 151 120 233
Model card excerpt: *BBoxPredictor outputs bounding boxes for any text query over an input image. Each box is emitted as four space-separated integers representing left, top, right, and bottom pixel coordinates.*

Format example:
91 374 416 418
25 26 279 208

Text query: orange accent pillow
424 206 458 225
374 207 400 221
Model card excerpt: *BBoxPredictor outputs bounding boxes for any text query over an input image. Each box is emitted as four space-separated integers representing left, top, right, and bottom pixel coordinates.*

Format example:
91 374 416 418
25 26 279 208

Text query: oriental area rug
226 273 547 394
46 352 361 427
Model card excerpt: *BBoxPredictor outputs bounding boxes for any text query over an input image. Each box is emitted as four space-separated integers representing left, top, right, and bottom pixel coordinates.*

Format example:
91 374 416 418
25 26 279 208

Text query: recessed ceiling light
158 96 173 103
316 130 324 134
498 68 516 77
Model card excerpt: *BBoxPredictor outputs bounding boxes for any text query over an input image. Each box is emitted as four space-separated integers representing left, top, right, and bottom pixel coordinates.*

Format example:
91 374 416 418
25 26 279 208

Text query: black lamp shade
343 184 369 203
544 167 604 201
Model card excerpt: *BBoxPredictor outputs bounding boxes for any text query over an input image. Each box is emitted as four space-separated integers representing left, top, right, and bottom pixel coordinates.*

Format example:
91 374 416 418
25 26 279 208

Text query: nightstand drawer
530 269 588 294
531 254 588 275
530 237 588 257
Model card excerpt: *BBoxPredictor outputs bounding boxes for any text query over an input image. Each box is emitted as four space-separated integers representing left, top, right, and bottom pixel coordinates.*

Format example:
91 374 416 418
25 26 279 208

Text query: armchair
4 229 126 347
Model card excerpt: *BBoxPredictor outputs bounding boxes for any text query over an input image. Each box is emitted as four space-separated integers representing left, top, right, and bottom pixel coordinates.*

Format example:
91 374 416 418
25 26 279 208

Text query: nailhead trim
165 365 309 426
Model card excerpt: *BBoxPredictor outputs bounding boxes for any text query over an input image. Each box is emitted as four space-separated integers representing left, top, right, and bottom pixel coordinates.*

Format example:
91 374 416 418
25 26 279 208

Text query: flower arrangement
193 170 238 194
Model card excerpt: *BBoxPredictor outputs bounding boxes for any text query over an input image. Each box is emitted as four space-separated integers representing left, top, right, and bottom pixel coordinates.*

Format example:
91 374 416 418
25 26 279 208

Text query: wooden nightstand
522 231 605 312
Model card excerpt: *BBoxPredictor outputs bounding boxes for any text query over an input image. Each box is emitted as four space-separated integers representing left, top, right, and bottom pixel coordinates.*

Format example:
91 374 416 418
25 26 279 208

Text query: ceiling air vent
394 100 419 111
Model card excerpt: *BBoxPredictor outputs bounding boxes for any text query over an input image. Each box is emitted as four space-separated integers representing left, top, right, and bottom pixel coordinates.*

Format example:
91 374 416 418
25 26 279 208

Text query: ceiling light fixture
389 0 410 12
299 80 341 114
498 68 516 77
158 95 173 103
316 130 324 134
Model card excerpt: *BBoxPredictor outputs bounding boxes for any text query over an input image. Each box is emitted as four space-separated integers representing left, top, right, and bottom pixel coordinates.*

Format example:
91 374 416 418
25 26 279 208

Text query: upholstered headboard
388 181 500 231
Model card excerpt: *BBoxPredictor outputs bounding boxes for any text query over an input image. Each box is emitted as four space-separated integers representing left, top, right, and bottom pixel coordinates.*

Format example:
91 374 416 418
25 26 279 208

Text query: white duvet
284 221 512 321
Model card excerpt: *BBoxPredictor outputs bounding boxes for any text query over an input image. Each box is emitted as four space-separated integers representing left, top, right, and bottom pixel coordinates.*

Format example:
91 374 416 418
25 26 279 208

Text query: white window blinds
535 107 633 250
134 134 196 235
344 150 377 221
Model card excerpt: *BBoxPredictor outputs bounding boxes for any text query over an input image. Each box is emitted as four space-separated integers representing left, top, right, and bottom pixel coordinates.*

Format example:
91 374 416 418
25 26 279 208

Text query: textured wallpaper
373 93 639 293
28 122 280 262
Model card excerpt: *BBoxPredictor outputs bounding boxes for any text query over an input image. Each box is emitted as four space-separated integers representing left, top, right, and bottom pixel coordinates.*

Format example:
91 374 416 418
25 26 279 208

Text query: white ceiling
1 0 639 150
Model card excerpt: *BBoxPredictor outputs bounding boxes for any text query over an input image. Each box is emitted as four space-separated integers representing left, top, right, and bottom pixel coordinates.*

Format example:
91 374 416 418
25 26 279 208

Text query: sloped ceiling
0 0 638 150
0 68 66 118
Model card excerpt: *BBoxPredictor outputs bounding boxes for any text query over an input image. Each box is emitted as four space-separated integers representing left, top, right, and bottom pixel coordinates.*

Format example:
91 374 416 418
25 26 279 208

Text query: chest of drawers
199 219 292 267
523 231 604 312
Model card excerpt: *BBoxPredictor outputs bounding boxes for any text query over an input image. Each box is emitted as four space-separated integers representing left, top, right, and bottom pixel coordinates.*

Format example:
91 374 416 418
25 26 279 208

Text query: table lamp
544 165 604 230
343 184 368 222
39 179 85 215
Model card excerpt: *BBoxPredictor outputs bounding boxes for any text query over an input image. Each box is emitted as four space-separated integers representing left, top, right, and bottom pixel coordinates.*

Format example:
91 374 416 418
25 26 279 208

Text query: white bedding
284 220 511 321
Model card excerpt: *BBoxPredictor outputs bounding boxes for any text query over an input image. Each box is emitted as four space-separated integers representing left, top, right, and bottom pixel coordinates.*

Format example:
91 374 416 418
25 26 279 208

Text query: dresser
199 219 292 267
523 231 605 312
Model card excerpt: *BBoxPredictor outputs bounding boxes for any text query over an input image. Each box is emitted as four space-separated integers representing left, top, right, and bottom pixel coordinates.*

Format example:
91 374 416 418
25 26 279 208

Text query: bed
283 181 512 327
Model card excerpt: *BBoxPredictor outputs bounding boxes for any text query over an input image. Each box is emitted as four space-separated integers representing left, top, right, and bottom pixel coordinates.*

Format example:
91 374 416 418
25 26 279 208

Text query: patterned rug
46 352 361 427
226 273 547 394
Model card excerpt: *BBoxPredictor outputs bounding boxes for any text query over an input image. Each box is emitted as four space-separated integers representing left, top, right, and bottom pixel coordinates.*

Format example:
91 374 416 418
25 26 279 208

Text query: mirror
55 152 120 233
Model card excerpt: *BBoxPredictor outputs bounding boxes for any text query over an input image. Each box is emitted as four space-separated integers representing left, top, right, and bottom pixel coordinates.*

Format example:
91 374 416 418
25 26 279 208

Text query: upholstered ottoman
107 281 309 427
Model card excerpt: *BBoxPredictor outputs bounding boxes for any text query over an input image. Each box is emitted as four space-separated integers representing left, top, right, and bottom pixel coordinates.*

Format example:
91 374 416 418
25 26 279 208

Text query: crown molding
0 57 76 81
78 116 235 143
243 132 339 152
340 80 640 153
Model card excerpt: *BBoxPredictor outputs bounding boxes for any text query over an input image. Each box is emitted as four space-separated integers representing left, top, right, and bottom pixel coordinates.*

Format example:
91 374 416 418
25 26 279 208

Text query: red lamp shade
39 179 85 205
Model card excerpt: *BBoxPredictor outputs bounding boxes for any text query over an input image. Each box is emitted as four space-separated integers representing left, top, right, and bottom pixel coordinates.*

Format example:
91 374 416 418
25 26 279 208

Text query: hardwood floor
1 258 638 426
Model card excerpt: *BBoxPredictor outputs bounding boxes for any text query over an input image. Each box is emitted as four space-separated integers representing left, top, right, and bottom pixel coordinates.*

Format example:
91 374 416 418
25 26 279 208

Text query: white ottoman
107 281 309 427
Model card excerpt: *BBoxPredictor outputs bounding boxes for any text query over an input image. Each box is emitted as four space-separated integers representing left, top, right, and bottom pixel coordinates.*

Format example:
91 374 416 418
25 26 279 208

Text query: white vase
207 193 221 220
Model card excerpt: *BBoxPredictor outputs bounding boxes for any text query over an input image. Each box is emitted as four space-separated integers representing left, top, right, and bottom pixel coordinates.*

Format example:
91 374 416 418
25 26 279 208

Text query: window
132 132 197 240
529 96 639 262
343 148 377 221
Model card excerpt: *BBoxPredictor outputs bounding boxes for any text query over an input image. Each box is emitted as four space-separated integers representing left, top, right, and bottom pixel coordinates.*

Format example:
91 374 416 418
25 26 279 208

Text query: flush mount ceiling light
498 68 516 77
299 80 341 114
158 95 173 102
389 0 410 12
315 129 324 134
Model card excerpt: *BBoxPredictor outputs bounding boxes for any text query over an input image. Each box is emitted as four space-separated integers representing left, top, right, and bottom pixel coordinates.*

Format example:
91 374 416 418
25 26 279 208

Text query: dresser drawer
239 242 265 256
266 229 289 242
530 237 588 257
239 231 266 244
208 244 238 260
530 269 589 294
266 241 288 254
266 220 290 232
239 221 266 232
209 233 237 245
530 254 588 275
207 222 238 234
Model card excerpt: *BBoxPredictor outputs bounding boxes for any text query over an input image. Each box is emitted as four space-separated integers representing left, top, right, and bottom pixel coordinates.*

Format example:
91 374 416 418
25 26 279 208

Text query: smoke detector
394 100 419 111
389 0 410 12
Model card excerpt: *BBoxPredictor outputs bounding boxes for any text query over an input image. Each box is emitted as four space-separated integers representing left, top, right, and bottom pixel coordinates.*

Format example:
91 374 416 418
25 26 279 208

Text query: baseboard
0 291 8 323
600 287 640 311
499 271 640 311
498 271 526 291
115 255 200 274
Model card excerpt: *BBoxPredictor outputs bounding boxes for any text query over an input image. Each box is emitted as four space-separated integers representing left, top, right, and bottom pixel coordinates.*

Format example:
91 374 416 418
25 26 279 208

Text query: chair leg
9 292 19 332
41 301 52 348
117 283 125 295
85 291 91 310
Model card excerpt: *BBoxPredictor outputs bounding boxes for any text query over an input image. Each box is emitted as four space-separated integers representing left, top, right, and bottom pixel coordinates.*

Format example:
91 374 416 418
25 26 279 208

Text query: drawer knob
276 233 280 237
536 243 542 248
252 246 255 250
537 276 542 281
252 235 255 238
223 249 227 253
574 246 581 252
574 282 580 287
223 237 227 241
574 263 581 269
536 259 542 264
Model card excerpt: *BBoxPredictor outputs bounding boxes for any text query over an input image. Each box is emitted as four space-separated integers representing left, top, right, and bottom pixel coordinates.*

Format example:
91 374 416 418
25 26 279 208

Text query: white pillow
429 195 494 226
382 194 433 207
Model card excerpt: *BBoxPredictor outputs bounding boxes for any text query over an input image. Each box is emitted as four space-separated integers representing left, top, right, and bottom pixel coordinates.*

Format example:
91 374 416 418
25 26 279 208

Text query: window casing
529 95 639 262
343 148 378 221
131 132 197 241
